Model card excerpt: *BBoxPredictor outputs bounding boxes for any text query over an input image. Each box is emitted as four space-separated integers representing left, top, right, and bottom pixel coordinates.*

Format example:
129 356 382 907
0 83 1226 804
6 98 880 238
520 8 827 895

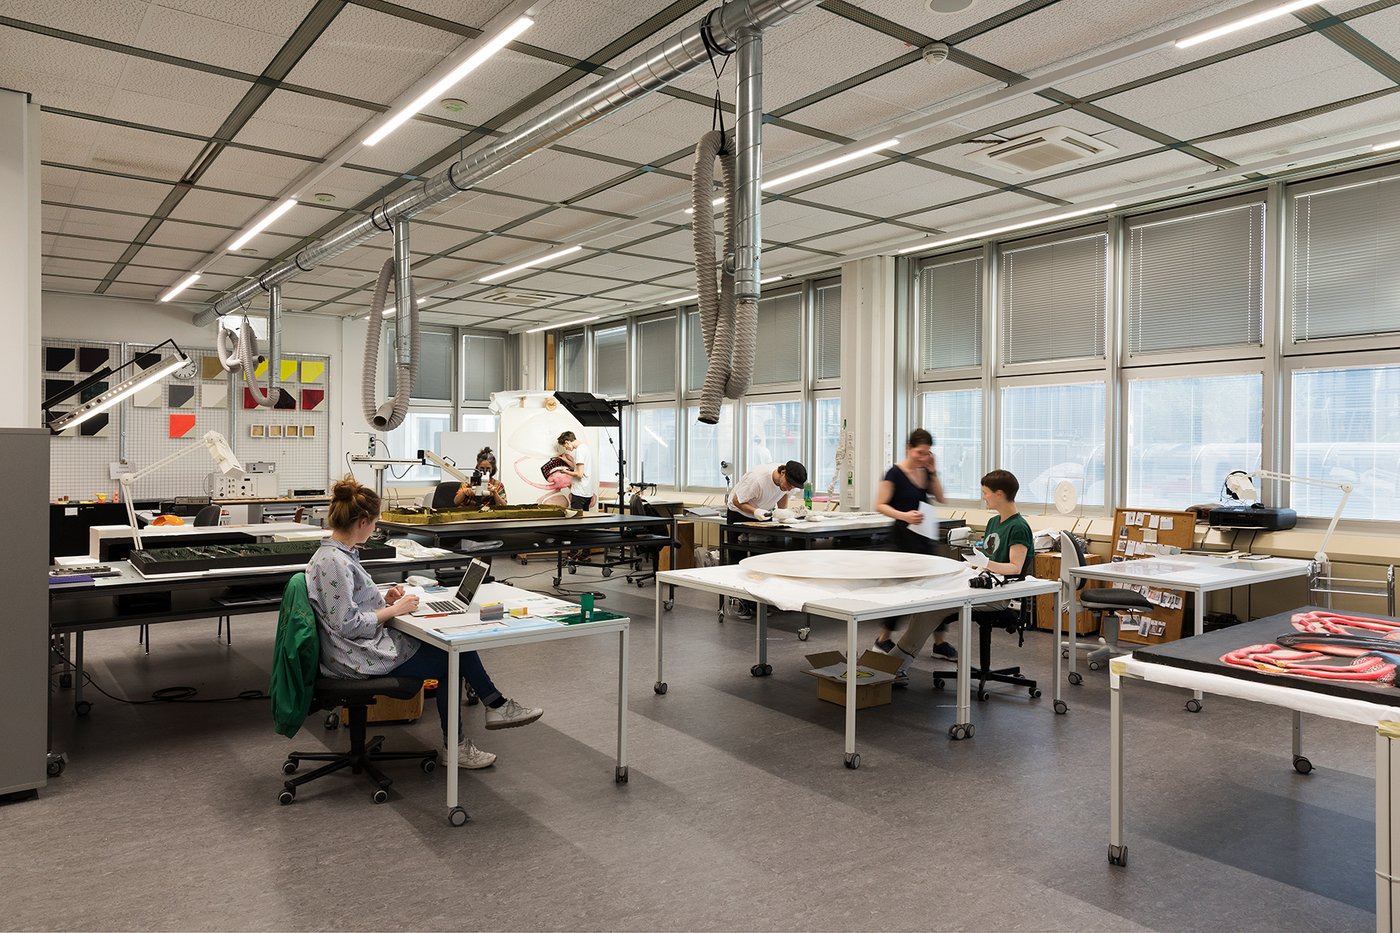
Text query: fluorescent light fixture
897 203 1117 254
525 315 601 334
478 244 584 283
1374 139 1400 152
668 293 698 304
160 273 201 302
416 297 427 305
228 199 297 252
364 15 533 146
47 345 190 433
762 139 900 190
1174 1 1311 48
760 275 784 284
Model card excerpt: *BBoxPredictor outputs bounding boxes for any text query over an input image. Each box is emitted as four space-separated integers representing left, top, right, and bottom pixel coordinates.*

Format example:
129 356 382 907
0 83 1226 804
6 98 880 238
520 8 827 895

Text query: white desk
1064 554 1313 711
654 565 1059 768
391 582 630 827
1108 652 1400 932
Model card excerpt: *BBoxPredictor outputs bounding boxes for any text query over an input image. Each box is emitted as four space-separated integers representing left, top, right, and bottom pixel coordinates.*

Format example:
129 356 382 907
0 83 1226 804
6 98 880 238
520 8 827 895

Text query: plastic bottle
803 481 813 510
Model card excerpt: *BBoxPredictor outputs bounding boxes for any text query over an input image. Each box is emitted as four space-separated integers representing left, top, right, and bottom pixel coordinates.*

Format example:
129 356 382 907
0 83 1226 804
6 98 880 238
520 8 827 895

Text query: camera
968 571 1004 589
470 469 484 486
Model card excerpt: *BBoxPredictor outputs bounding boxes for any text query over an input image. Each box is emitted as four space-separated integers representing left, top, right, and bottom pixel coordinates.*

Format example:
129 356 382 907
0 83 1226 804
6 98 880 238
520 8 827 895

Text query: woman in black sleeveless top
873 428 953 662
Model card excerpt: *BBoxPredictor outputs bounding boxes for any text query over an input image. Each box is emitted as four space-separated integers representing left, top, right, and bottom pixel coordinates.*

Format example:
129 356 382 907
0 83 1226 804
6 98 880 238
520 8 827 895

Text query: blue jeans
387 643 502 740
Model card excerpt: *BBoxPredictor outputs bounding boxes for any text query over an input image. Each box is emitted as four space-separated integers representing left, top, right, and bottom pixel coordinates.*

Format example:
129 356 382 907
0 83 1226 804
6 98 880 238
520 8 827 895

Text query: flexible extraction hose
215 324 244 374
361 257 420 431
238 316 285 409
692 130 756 424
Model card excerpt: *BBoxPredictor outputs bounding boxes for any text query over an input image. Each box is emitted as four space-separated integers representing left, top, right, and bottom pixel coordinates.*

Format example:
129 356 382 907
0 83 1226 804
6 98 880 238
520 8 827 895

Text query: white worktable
654 564 1059 768
1063 554 1313 711
391 581 629 827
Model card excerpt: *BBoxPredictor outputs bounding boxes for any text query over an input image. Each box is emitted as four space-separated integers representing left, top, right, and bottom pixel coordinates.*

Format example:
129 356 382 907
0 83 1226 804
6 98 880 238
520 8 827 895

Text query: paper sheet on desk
910 502 939 540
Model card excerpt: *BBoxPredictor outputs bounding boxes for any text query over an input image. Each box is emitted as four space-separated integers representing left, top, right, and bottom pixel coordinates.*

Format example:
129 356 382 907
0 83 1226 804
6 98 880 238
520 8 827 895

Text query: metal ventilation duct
194 0 817 325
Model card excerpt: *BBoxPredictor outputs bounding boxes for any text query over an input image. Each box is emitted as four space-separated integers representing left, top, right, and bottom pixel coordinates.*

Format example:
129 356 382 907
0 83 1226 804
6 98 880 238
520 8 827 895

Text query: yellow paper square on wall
280 360 299 382
300 360 325 384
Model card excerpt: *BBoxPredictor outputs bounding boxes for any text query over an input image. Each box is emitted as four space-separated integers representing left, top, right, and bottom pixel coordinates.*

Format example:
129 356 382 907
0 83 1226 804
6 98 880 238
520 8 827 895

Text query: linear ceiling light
897 203 1117 254
228 199 297 252
364 15 534 146
668 293 698 304
761 139 900 190
1374 139 1400 152
526 315 601 333
1174 1 1311 48
478 245 584 283
160 273 201 303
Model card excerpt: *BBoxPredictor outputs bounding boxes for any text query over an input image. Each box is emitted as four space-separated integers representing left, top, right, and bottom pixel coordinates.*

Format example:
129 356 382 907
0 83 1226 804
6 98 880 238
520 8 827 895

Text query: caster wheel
1029 687 1042 699
371 789 389 804
1108 845 1127 867
933 678 945 691
1054 699 1068 715
1068 671 1083 686
965 723 974 738
1060 648 1069 659
447 807 469 827
976 689 990 702
844 753 860 770
602 567 612 578
465 691 479 707
1185 698 1203 713
278 789 295 806
59 673 73 688
1293 756 1313 775
281 759 298 775
1088 660 1101 671
74 701 92 717
949 724 970 740
568 565 577 575
750 664 772 677
47 758 65 777
797 628 810 641
552 578 562 588
663 600 674 611
653 681 668 695
324 713 340 731
615 766 629 784
421 757 437 774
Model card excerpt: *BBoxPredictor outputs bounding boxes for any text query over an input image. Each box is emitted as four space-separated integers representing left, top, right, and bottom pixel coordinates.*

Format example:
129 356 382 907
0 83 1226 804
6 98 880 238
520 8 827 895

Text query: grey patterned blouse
305 537 418 677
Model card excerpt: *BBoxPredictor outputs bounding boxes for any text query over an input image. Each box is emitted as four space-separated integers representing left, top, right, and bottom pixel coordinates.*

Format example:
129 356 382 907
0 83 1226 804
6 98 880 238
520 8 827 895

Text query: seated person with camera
877 469 1032 684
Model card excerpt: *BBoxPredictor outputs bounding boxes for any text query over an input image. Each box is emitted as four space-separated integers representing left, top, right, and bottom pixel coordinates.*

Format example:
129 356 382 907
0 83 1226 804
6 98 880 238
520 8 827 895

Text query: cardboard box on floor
339 686 425 726
804 650 904 709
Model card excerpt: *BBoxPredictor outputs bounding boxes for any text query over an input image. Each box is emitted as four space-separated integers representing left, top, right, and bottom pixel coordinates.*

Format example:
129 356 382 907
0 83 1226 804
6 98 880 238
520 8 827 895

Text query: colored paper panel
80 380 109 403
77 347 110 373
44 378 74 404
300 388 325 411
169 414 196 438
201 357 225 380
279 360 299 382
168 384 195 409
201 383 227 408
132 382 162 407
79 413 110 437
254 359 267 379
300 361 325 384
45 347 76 373
275 388 296 410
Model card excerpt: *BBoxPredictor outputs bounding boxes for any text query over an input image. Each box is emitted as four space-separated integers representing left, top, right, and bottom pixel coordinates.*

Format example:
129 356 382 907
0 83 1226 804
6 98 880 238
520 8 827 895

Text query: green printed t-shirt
983 512 1033 575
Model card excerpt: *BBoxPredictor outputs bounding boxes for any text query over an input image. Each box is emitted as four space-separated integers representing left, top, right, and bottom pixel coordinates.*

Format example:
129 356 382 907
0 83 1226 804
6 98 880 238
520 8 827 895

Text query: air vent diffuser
968 127 1116 174
482 288 552 307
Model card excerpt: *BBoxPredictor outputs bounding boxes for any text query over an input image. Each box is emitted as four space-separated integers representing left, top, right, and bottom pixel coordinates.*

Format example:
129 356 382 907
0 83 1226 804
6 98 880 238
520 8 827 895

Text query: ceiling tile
157 0 319 38
1014 148 1205 202
353 120 465 174
795 160 998 217
1201 92 1400 164
520 0 681 60
233 90 372 160
0 0 149 44
198 146 312 196
787 64 1001 139
134 4 285 73
569 170 690 215
46 235 126 263
144 222 228 252
488 148 638 202
57 210 146 241
166 187 268 230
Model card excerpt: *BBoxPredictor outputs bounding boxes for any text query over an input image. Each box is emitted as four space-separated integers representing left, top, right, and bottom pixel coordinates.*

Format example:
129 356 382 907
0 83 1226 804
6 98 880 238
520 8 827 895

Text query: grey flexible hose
215 325 244 374
694 130 745 425
238 316 283 408
361 258 420 431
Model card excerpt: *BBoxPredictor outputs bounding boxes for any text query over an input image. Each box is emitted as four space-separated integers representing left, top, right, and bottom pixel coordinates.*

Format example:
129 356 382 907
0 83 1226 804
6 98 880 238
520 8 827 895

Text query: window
686 403 734 489
814 396 842 494
919 388 983 501
999 231 1108 364
633 405 676 486
1291 364 1400 521
1000 382 1105 505
1127 202 1264 354
385 410 452 484
593 325 627 398
1125 373 1262 508
753 291 802 385
557 331 586 392
744 398 801 470
387 325 454 400
462 333 506 402
684 308 706 394
918 253 982 372
636 314 676 396
812 281 841 382
1291 174 1400 343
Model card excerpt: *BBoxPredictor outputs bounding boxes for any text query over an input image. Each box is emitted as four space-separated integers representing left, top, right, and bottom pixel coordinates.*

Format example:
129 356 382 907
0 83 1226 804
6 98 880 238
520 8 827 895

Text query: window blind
813 282 841 381
557 331 586 392
1291 175 1400 342
636 314 676 396
1127 202 1264 354
593 325 627 397
753 291 802 385
461 334 505 402
388 325 453 400
684 308 706 394
918 253 982 371
999 232 1108 364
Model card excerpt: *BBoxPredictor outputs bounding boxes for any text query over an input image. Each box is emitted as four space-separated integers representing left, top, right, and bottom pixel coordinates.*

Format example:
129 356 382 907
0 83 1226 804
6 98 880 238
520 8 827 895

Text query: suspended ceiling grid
7 0 1400 329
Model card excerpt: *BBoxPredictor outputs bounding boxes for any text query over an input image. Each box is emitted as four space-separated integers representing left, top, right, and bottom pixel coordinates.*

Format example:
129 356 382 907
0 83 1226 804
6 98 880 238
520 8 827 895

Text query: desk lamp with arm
118 431 245 551
1224 470 1353 566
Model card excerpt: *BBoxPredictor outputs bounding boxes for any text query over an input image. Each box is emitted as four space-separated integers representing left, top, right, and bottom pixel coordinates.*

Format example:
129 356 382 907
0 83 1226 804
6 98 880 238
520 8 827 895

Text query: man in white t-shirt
557 431 597 510
725 460 808 618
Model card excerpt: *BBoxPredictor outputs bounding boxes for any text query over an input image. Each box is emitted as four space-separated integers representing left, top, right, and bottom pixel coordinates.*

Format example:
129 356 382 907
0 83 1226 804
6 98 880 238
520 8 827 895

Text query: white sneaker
441 738 497 770
484 697 544 731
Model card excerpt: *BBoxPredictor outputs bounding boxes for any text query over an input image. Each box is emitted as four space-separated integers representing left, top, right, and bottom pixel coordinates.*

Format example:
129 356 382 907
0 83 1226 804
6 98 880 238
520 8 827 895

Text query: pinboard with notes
1110 507 1197 646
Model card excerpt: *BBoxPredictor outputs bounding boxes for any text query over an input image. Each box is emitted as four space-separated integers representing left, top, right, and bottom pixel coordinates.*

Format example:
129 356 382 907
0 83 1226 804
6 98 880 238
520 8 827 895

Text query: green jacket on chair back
270 572 320 738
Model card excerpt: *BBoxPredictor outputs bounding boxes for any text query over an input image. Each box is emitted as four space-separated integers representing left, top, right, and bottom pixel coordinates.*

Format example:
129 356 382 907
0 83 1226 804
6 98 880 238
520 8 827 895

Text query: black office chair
1058 530 1153 674
623 494 667 587
193 505 223 526
430 481 460 510
964 558 1042 701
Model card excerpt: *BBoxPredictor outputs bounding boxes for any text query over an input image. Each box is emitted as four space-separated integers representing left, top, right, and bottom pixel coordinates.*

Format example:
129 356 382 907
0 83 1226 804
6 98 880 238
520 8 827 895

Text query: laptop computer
410 558 490 616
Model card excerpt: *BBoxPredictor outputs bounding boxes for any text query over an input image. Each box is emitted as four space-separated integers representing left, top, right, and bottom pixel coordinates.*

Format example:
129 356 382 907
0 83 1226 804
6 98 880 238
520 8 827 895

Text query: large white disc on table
739 549 965 580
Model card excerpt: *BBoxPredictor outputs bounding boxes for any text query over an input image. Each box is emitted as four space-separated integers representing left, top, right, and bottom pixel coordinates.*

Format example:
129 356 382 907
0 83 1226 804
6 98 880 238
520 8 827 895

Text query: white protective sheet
665 564 981 612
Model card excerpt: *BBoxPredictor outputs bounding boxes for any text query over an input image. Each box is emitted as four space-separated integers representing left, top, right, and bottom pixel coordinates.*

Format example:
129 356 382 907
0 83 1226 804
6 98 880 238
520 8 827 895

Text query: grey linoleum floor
4 565 1379 932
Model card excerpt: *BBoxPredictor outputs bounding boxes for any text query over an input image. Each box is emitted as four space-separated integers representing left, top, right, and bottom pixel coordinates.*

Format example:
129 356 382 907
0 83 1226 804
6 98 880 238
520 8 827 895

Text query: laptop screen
454 558 489 606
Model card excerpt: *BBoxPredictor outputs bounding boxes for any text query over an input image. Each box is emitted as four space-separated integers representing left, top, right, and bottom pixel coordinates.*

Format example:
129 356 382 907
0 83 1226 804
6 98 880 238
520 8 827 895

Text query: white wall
0 91 41 429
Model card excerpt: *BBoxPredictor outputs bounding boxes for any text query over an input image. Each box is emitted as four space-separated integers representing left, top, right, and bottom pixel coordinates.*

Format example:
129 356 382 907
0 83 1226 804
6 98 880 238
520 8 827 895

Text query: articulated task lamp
1224 469 1353 566
117 431 245 551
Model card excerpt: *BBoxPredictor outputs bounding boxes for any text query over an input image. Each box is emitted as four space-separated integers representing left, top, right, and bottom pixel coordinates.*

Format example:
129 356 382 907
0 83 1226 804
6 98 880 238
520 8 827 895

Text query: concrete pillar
0 90 42 429
838 256 897 510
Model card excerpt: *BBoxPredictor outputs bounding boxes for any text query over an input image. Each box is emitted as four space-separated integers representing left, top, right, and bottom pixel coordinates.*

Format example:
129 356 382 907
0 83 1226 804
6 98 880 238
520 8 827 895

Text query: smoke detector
967 126 1117 174
925 0 973 11
921 42 950 64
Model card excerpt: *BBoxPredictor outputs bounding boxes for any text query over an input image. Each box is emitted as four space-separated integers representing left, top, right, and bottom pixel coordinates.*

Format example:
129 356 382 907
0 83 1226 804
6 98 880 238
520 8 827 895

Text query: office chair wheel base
74 701 92 717
447 806 469 827
552 577 562 587
568 565 576 575
797 627 810 641
281 758 298 775
278 789 295 806
421 757 437 774
653 681 668 695
324 713 340 731
750 663 772 677
602 567 612 577
948 723 973 741
1029 686 1042 699
976 689 990 702
663 599 674 611
1293 755 1313 775
1068 671 1083 686
1108 845 1127 867
844 753 860 770
371 789 389 804
1088 660 1101 671
1054 699 1068 715
46 757 65 777
59 673 73 689
932 678 945 691
1185 698 1203 713
615 766 628 783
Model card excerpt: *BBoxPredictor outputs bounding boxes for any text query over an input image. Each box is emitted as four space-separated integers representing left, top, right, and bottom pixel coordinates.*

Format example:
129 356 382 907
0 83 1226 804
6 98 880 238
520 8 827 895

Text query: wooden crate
1034 551 1108 635
339 686 425 725
659 521 696 571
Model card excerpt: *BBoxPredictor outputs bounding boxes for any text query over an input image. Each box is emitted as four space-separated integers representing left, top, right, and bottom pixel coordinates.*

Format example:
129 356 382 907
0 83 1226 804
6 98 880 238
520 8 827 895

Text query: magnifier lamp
118 431 245 551
720 460 734 488
1224 469 1353 565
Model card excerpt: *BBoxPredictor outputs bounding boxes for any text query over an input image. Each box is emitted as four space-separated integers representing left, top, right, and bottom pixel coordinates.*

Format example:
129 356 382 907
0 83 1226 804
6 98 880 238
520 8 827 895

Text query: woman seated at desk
307 477 541 770
453 446 507 509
